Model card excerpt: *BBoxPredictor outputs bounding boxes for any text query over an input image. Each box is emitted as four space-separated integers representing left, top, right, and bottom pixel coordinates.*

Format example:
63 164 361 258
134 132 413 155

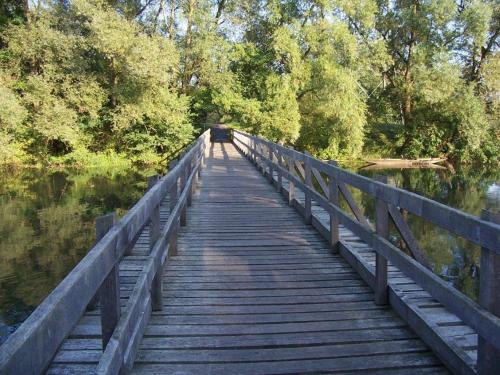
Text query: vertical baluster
328 161 339 253
199 139 205 178
87 213 114 311
374 175 389 305
96 213 121 349
148 175 160 252
148 175 163 311
276 146 283 193
180 158 188 226
258 142 263 172
262 143 266 173
268 144 274 184
187 157 193 207
252 139 257 165
288 148 295 206
193 151 200 194
478 210 500 374
169 159 179 256
304 152 312 225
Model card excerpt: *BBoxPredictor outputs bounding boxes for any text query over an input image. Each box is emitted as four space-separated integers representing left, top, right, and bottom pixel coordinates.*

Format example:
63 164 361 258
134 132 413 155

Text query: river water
0 163 498 344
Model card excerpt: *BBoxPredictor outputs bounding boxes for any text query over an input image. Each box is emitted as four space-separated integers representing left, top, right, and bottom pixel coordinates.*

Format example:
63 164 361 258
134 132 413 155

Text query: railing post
288 147 295 206
180 161 188 226
169 159 179 256
147 174 163 311
276 145 283 193
187 158 193 207
257 142 262 172
252 139 257 165
304 152 312 225
193 151 200 193
478 210 500 374
268 144 274 184
95 213 121 349
328 161 339 253
148 175 160 252
199 138 206 177
88 214 115 311
374 175 389 305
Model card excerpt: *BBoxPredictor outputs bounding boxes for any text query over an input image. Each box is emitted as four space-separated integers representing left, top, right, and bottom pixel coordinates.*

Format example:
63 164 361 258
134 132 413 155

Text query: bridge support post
180 156 188 226
276 145 283 193
187 161 193 207
95 213 121 349
199 139 206 179
478 210 500 374
148 175 161 252
328 161 339 253
148 175 164 311
288 147 295 206
304 152 312 225
268 144 274 184
252 139 257 165
374 175 389 305
169 160 179 256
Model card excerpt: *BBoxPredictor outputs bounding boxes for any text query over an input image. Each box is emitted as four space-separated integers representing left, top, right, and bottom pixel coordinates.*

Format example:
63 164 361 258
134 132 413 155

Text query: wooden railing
0 130 210 375
233 129 500 374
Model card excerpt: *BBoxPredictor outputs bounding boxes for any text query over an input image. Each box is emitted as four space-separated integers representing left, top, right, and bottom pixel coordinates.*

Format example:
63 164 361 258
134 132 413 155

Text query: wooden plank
234 130 500 253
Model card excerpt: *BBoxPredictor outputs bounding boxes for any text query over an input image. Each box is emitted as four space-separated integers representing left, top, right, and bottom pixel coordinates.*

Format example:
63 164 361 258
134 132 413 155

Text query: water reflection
340 163 500 302
0 167 150 344
0 162 498 344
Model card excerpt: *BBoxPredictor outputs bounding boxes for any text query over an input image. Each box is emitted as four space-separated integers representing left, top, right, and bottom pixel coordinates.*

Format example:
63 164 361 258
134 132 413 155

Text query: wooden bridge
1 129 499 374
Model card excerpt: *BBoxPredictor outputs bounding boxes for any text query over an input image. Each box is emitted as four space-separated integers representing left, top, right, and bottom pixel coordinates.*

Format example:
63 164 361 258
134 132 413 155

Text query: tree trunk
167 0 176 40
181 0 196 93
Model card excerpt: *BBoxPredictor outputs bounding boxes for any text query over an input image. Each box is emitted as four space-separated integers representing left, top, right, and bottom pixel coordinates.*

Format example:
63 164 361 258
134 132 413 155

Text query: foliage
0 0 498 166
0 0 193 167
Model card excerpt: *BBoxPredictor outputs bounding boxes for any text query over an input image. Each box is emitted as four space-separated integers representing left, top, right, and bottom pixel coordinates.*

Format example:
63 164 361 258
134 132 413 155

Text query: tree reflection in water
0 167 150 344
342 164 500 303
0 163 498 344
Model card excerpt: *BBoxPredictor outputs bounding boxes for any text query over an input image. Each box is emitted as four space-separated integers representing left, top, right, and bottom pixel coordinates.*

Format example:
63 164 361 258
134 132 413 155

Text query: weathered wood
96 213 120 350
374 175 389 306
328 161 339 253
148 175 160 251
288 148 295 206
304 151 312 224
168 160 179 256
338 181 371 228
276 146 283 192
149 174 163 312
97 145 205 375
478 210 500 375
180 162 188 226
233 130 500 254
312 167 329 197
268 143 274 183
232 130 500 373
0 131 210 375
294 159 305 180
130 141 446 375
388 204 430 268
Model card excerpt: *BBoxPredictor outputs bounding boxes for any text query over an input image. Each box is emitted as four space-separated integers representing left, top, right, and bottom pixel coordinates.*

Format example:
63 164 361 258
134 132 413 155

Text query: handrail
0 130 210 375
97 147 204 375
233 130 500 253
232 129 500 372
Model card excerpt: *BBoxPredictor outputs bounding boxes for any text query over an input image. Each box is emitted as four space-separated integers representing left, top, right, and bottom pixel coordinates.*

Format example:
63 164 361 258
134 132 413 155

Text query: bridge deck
129 143 447 374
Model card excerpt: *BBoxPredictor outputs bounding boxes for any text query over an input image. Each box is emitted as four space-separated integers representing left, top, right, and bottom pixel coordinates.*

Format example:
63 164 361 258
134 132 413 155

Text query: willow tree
0 0 192 165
